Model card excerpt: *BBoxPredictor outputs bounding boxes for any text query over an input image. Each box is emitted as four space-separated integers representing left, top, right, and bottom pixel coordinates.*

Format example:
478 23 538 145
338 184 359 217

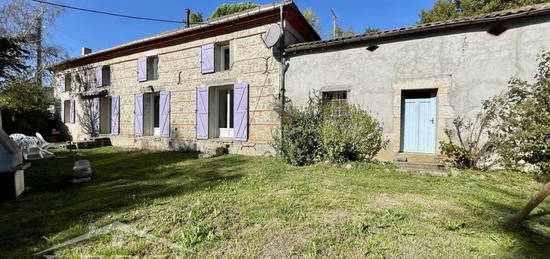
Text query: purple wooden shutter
70 99 75 123
196 86 209 139
137 57 147 82
111 95 120 135
233 83 249 141
96 66 103 87
60 76 65 92
134 94 143 136
60 100 64 122
159 91 170 137
201 44 215 74
92 97 100 135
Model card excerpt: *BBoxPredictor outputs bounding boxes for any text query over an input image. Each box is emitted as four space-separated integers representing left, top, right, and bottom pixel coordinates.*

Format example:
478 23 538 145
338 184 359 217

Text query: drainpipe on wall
278 5 287 144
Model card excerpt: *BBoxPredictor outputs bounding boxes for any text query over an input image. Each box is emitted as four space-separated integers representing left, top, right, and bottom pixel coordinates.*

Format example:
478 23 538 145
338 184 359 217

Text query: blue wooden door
403 96 436 153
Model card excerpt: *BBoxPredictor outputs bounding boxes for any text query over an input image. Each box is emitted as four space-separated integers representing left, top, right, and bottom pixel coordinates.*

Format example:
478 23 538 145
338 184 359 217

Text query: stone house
52 1 550 161
285 3 550 162
51 1 319 155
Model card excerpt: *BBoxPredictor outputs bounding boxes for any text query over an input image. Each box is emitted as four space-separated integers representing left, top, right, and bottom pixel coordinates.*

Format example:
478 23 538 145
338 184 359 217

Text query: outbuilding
285 3 550 162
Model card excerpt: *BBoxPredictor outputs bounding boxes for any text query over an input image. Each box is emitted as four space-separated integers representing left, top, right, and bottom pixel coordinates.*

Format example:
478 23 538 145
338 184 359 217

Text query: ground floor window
99 96 111 134
322 90 347 104
143 92 161 136
209 86 234 138
196 83 247 141
63 100 71 123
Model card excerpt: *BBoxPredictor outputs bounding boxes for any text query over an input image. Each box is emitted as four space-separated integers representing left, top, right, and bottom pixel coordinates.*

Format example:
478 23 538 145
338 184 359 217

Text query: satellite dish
262 24 282 48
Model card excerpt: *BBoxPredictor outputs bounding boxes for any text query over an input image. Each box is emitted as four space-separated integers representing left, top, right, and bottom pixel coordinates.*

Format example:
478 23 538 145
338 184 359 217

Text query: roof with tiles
286 2 550 53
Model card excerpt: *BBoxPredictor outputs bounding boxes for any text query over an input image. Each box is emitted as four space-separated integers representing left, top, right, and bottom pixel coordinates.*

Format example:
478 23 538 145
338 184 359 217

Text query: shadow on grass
456 181 550 257
0 147 246 258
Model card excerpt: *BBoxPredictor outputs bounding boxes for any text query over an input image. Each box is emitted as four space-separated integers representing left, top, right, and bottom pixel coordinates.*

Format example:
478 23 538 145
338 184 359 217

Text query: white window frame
210 86 234 138
143 92 161 137
220 44 230 72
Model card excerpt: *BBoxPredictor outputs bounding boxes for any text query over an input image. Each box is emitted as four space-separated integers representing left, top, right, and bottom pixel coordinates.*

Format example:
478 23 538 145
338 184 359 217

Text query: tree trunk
510 181 550 224
35 15 43 87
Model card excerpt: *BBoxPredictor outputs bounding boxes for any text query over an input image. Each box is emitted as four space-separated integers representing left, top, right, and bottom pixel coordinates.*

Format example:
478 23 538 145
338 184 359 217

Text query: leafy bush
439 106 497 170
273 96 387 166
487 51 550 175
441 51 549 175
272 100 322 166
321 102 386 163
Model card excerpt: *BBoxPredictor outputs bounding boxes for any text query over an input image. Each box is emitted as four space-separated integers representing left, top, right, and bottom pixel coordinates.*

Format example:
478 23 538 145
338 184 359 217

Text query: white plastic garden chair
19 136 54 160
36 132 58 151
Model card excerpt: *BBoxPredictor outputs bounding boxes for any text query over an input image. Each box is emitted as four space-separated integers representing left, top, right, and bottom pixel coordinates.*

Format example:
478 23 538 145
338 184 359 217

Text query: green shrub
272 97 387 166
321 102 387 163
487 51 550 175
272 103 322 166
439 141 474 169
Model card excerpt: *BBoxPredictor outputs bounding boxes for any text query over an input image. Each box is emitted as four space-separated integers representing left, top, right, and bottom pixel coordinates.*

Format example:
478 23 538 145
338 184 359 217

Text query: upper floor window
102 65 111 86
96 65 111 87
137 55 158 82
64 73 72 92
218 43 231 71
147 56 159 81
201 42 231 74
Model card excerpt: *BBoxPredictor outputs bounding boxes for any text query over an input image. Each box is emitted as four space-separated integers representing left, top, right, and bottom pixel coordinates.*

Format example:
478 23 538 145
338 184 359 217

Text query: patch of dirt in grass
315 209 352 228
368 193 459 212
208 221 315 257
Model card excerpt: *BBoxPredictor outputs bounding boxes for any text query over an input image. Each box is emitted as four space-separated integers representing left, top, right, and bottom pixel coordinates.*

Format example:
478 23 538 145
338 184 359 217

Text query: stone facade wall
55 24 281 155
285 16 550 161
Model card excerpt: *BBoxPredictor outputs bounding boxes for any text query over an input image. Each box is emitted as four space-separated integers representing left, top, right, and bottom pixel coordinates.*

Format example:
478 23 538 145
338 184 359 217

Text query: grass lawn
0 147 549 258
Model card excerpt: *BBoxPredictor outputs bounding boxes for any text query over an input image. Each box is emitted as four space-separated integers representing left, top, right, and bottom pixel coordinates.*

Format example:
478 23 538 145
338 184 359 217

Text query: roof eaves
286 3 550 53
51 0 293 70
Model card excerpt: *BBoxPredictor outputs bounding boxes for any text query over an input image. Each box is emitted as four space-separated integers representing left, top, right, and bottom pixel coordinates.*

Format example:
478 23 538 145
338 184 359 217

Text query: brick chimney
81 47 92 56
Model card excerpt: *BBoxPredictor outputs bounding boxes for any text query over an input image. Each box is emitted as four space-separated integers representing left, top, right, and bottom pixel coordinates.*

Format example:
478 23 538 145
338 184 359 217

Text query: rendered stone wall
285 16 550 161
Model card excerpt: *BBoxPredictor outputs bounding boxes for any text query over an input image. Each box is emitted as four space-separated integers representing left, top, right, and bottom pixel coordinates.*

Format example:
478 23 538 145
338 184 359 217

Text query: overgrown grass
0 147 548 258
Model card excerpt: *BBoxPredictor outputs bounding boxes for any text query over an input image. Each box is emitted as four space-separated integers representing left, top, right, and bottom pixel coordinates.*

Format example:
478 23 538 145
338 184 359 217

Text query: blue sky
38 0 436 58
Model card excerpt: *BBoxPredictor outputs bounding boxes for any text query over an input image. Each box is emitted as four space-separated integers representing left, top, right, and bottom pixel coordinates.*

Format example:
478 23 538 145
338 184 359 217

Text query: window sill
209 138 235 143
136 135 167 139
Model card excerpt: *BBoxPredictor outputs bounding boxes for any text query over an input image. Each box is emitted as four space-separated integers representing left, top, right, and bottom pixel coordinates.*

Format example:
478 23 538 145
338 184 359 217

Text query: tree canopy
419 0 550 23
189 12 204 25
333 25 356 38
0 37 29 83
209 2 260 20
0 0 66 86
302 8 321 35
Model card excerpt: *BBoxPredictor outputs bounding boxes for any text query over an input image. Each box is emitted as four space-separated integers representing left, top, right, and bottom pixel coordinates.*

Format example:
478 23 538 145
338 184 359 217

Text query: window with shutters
143 92 161 136
209 85 234 138
64 74 72 92
147 56 159 81
63 100 71 122
99 96 112 134
322 90 347 104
